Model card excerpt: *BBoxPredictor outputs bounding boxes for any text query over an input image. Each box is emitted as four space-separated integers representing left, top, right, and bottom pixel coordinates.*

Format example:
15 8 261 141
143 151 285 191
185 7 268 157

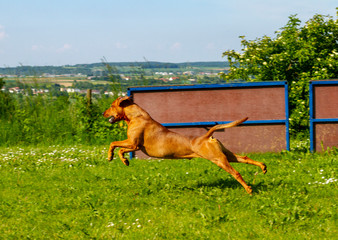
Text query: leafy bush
220 10 338 136
0 78 15 119
0 83 125 146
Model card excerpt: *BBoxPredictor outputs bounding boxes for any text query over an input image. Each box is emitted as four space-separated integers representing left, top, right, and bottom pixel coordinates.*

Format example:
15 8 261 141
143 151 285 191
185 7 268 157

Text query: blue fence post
309 81 315 152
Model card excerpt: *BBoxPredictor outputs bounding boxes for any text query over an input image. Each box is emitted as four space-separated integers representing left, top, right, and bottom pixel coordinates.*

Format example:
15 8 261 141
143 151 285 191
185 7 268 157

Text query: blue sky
0 0 336 67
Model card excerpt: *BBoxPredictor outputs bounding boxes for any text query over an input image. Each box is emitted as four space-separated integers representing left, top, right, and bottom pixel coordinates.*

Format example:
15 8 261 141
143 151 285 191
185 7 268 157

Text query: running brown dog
103 96 267 194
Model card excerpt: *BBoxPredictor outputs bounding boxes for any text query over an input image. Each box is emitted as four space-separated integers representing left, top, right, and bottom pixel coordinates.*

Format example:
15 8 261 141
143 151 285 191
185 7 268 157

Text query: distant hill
0 61 229 76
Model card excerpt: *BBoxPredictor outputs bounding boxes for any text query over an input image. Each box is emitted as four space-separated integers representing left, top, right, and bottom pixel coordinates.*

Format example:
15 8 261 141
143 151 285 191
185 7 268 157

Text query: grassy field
0 145 337 239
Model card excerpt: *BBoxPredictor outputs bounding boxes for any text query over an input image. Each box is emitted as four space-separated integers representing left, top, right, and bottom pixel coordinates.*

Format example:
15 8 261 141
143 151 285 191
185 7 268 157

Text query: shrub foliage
220 10 338 135
0 80 126 146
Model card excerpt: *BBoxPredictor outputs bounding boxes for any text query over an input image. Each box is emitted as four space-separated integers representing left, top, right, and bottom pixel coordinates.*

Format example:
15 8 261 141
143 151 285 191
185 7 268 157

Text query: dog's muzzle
108 117 115 124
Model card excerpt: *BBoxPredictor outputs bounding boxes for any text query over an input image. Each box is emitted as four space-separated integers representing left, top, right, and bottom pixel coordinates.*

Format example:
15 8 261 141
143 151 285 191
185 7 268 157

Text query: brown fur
103 96 267 194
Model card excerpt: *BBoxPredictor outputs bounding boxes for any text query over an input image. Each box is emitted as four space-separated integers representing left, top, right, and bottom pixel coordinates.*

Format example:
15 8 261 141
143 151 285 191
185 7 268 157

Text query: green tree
0 78 15 119
220 9 338 136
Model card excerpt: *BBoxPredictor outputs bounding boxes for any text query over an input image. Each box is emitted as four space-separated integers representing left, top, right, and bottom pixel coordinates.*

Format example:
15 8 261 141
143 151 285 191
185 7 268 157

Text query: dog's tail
204 117 248 138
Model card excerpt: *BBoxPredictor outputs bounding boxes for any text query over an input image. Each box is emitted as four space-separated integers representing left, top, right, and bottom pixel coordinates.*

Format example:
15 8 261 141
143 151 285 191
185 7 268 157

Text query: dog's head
103 96 132 124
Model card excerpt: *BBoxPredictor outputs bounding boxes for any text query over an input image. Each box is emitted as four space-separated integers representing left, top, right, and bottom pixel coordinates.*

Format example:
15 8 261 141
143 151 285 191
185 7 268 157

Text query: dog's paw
108 155 114 162
123 159 129 166
261 163 267 174
246 186 253 195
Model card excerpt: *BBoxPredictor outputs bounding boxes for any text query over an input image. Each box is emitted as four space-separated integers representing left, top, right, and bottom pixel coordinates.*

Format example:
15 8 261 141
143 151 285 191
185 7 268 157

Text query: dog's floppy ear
118 96 132 106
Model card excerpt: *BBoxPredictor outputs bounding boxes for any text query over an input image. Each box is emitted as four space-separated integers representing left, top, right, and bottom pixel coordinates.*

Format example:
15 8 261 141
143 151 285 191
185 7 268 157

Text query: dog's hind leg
218 142 267 174
213 156 253 194
232 154 267 174
193 138 253 194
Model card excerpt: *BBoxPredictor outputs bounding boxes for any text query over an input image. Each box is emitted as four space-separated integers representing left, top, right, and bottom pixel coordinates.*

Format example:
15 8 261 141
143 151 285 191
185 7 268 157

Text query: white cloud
170 42 181 50
115 42 128 49
32 45 40 51
0 25 8 40
206 42 215 50
155 43 164 50
57 43 72 52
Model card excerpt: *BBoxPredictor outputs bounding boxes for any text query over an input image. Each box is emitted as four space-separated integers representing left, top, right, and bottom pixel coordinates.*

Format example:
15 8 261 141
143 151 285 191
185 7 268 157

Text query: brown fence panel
128 82 289 158
132 87 285 123
310 80 338 152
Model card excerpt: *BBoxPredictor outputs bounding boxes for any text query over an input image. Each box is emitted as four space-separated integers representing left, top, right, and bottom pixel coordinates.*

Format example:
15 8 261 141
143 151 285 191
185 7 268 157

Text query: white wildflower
107 222 115 227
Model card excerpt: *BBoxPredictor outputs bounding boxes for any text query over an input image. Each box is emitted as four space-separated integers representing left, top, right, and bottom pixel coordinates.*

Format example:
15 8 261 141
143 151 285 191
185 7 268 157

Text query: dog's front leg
108 142 117 161
117 148 138 166
107 139 139 164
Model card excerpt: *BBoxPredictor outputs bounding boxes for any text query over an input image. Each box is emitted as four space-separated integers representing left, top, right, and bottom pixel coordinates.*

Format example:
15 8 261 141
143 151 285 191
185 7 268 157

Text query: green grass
0 145 337 239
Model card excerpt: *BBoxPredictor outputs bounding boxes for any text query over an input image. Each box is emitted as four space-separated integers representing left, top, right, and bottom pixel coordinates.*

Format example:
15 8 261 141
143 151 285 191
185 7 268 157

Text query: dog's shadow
193 178 269 194
195 178 240 190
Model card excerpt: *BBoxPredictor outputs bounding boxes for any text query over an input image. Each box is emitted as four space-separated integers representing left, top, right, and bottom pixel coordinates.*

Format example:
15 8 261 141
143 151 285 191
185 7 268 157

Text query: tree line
0 10 337 147
0 61 228 76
